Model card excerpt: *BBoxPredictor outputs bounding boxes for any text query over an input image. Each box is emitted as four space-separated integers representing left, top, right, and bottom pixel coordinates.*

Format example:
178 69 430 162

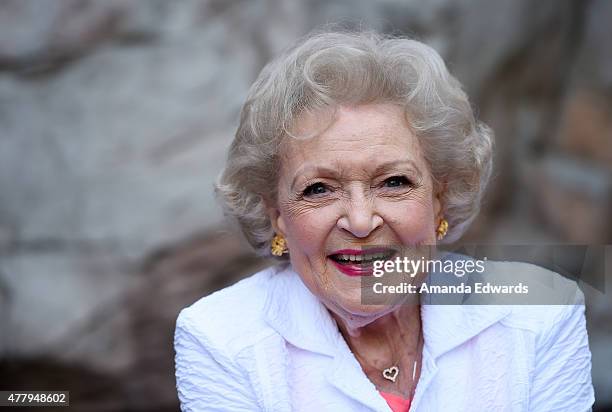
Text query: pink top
379 391 411 412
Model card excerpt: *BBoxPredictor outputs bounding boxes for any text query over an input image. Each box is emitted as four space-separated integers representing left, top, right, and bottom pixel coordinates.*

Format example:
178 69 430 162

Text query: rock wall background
0 0 610 410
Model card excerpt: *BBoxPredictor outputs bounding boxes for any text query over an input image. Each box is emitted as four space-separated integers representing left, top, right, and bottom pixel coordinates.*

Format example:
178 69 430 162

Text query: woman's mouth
327 248 396 276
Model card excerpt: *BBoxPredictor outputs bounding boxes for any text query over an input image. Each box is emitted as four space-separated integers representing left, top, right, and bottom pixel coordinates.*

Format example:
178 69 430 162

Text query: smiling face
269 103 442 327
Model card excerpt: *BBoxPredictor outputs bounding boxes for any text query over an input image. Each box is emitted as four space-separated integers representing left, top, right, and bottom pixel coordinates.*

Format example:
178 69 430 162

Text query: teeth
333 252 393 263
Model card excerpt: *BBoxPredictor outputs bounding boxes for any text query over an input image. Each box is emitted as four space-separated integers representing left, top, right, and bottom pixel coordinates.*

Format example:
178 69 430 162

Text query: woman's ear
433 183 446 221
433 194 442 221
265 201 287 236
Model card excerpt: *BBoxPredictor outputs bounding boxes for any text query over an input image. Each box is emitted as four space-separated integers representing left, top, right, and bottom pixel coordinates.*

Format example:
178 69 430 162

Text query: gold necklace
351 317 423 403
381 321 422 386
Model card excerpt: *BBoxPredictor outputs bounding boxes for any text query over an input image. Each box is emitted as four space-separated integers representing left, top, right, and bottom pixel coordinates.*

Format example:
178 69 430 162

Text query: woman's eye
303 182 328 197
384 176 410 188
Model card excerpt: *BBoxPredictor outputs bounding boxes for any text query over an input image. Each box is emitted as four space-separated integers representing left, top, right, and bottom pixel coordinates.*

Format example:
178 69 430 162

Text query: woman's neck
331 304 423 397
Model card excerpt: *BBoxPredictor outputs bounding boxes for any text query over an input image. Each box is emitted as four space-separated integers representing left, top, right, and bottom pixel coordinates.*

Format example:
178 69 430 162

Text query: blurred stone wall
0 0 610 410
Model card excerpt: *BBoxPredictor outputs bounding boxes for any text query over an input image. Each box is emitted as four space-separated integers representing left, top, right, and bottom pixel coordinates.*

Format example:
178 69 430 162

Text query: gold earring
271 234 288 256
436 218 449 240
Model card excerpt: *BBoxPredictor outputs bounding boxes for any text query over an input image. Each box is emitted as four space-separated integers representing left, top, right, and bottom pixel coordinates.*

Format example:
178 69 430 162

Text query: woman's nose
336 195 383 238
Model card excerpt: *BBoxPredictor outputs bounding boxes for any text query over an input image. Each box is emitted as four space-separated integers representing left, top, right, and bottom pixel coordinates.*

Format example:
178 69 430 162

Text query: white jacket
174 263 594 411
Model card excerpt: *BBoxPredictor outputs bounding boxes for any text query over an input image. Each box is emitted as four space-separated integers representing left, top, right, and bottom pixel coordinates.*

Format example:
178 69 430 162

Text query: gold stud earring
270 234 288 256
436 218 449 240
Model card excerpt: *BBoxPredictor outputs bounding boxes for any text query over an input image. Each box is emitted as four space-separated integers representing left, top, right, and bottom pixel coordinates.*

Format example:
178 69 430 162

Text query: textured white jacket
174 263 594 411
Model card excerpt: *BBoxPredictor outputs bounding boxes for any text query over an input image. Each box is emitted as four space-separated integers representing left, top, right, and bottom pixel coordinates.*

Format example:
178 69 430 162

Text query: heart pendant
382 366 399 382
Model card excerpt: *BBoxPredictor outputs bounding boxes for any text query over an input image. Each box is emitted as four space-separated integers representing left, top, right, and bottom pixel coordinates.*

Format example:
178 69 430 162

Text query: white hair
216 29 494 257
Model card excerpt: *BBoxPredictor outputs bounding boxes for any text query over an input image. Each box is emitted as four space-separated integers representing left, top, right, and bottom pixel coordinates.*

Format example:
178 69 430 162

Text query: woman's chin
328 276 412 313
326 293 403 324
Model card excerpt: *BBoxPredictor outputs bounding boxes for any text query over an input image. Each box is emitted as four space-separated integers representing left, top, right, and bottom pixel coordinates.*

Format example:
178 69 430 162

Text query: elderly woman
174 30 594 411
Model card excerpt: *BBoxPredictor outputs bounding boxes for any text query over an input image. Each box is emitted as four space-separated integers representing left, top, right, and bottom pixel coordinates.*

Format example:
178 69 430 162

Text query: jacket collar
263 264 512 360
419 269 513 358
263 264 341 357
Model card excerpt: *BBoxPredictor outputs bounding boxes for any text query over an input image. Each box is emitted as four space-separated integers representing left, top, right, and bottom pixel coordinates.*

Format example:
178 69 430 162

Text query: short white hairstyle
216 29 494 257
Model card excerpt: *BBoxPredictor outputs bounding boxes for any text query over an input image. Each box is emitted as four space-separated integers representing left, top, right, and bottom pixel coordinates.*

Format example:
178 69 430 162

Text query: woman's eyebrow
374 160 422 176
290 165 341 190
